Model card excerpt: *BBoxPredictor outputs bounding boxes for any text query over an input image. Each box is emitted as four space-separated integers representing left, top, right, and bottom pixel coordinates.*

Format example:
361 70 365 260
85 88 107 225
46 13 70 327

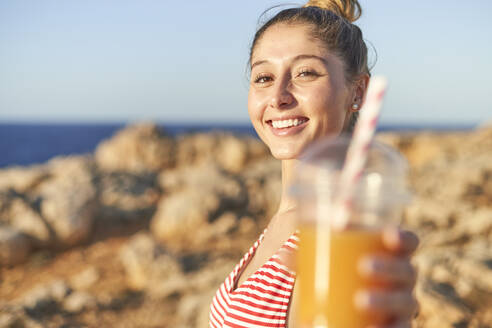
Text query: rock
244 136 270 160
158 168 182 192
0 304 25 328
404 197 455 230
62 291 96 313
430 262 454 283
418 208 492 247
416 278 472 327
97 171 160 222
464 238 491 257
241 158 281 221
401 133 449 168
398 126 492 327
0 226 31 266
410 145 492 207
158 162 244 197
0 165 49 193
0 313 16 327
95 123 175 172
412 226 492 327
195 291 217 328
0 306 45 328
175 132 269 172
119 233 156 290
119 233 186 298
187 258 238 293
7 198 51 245
22 319 44 328
149 274 188 300
39 156 97 247
172 258 239 327
152 163 247 251
215 136 248 173
176 294 202 327
210 212 237 236
48 280 70 302
176 292 216 328
452 257 492 294
151 188 219 251
238 216 256 235
175 133 218 167
70 267 99 290
419 227 468 249
18 280 70 309
454 208 492 237
413 247 451 276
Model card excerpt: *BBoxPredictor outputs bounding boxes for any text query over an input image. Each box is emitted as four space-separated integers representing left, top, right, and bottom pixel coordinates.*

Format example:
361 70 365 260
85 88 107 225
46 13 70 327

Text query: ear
349 74 370 112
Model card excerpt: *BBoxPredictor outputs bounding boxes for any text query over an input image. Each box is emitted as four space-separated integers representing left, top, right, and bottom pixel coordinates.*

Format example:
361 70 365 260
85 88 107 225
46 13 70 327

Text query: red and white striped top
209 229 299 328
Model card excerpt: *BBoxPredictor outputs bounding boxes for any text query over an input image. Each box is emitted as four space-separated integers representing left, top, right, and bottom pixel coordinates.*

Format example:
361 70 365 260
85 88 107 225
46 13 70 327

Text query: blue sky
0 1 491 125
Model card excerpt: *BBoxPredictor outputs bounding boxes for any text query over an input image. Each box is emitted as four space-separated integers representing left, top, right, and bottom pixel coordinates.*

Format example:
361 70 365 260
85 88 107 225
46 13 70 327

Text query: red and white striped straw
332 76 388 230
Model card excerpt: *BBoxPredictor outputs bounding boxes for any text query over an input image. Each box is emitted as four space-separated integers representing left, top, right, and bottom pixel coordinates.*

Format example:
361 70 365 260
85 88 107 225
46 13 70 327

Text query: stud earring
352 103 359 110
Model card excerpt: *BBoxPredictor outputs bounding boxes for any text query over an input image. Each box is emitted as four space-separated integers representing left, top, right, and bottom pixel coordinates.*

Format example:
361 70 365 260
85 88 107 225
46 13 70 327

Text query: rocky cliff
0 123 491 327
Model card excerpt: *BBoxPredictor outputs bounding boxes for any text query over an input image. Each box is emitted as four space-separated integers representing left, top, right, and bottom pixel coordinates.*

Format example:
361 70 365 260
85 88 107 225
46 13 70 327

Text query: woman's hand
355 226 419 328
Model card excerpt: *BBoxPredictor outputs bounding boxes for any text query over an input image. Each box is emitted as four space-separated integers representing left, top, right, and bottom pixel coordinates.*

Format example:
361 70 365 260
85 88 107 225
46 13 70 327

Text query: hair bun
304 0 362 22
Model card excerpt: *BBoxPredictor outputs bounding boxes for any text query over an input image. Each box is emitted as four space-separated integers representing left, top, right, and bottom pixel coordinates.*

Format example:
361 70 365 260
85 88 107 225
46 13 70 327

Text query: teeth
272 118 306 129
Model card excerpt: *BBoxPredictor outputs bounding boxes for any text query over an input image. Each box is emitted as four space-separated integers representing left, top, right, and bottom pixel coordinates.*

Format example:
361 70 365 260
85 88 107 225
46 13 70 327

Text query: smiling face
248 23 356 160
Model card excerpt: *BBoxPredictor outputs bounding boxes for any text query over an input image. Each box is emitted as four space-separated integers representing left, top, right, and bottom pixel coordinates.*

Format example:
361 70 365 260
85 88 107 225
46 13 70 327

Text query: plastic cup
291 135 410 328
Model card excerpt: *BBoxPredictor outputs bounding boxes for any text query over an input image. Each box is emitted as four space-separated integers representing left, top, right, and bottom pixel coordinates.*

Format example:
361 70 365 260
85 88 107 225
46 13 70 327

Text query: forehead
251 23 330 63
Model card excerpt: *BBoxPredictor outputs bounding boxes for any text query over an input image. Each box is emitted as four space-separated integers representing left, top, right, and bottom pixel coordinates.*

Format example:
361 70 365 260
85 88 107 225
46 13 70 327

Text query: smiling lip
266 116 309 136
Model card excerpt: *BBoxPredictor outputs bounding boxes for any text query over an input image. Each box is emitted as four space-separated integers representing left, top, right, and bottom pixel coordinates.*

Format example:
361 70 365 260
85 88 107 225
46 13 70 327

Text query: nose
269 79 294 109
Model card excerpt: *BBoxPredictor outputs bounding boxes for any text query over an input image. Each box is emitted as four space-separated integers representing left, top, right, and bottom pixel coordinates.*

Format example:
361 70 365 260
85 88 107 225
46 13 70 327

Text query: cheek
247 91 273 147
310 93 348 133
247 91 264 122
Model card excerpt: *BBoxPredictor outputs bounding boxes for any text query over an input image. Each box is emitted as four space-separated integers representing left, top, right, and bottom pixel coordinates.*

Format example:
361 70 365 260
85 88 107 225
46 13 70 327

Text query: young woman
210 1 418 327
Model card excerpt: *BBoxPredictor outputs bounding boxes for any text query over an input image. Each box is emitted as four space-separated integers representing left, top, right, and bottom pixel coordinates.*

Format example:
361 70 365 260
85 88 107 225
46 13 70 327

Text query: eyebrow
251 54 329 69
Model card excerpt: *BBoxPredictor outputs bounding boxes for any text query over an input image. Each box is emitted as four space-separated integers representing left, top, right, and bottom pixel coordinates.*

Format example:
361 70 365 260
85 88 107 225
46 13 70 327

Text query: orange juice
297 224 385 328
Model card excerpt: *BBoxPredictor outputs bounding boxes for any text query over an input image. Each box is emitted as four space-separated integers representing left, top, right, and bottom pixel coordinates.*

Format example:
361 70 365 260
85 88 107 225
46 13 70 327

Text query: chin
269 146 303 160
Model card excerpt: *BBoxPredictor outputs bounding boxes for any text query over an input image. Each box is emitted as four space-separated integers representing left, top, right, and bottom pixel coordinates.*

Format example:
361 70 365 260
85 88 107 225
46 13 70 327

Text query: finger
382 227 419 256
355 289 418 320
358 256 417 287
367 321 412 328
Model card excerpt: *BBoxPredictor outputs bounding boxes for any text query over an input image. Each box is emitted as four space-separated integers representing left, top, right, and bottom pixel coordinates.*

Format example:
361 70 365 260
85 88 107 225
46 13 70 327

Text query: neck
278 159 300 214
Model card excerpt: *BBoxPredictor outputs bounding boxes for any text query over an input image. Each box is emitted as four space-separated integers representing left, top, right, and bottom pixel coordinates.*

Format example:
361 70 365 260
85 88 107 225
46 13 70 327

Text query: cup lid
299 134 408 176
291 134 411 204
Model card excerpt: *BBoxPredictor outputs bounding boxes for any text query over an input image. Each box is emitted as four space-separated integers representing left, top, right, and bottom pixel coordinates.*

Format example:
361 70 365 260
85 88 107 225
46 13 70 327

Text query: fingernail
354 290 371 309
383 226 400 250
358 257 376 275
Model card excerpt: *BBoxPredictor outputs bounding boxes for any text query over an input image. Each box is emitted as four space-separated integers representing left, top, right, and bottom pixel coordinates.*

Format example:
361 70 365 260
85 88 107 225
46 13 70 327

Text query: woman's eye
297 69 319 78
253 74 273 84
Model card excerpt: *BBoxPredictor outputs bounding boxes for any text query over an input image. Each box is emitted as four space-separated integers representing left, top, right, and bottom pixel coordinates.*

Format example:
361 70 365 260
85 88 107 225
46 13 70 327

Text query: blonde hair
250 0 369 131
303 0 362 23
